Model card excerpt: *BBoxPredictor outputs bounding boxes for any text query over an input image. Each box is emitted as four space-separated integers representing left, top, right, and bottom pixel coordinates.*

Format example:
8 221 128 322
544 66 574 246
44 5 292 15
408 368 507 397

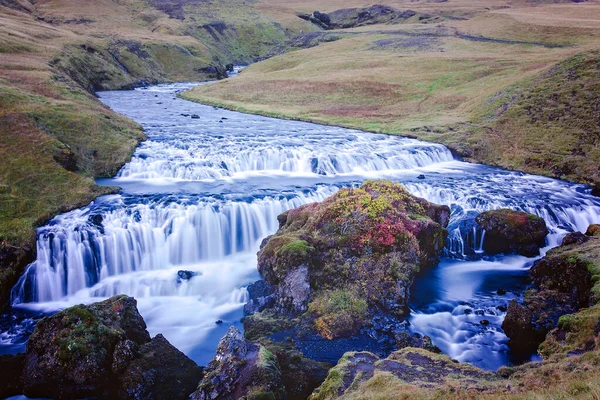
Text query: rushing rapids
2 82 600 369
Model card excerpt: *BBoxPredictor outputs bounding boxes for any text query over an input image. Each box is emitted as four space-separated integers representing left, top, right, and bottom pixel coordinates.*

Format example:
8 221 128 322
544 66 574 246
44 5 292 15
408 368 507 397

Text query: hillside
0 0 303 306
184 0 600 193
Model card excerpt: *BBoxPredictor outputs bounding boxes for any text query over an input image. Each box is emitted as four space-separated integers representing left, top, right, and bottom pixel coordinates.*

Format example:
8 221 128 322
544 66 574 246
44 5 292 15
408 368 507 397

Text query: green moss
310 368 344 400
276 240 312 260
243 310 295 342
309 288 369 340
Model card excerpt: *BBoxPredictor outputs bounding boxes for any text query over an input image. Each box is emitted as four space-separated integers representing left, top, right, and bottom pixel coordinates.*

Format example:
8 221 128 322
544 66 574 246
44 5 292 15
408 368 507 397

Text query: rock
22 295 150 399
225 63 234 72
191 114 200 119
586 224 600 237
497 304 508 312
190 326 285 400
497 289 507 295
118 334 202 400
480 319 490 326
417 174 425 179
215 319 223 324
0 241 34 309
252 181 449 340
177 270 198 281
21 295 199 400
311 348 496 399
503 234 597 353
0 353 24 398
244 280 276 315
266 342 330 400
475 209 548 256
201 64 228 80
561 231 589 246
393 331 441 353
275 264 311 314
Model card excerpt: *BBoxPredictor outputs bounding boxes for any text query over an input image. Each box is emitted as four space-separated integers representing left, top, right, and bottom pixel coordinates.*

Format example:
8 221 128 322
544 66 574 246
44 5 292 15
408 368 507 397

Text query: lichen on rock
253 180 449 340
19 295 201 400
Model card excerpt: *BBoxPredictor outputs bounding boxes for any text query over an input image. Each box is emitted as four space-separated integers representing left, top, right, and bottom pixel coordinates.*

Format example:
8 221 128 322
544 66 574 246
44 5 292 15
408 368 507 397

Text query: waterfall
12 188 337 304
5 82 600 367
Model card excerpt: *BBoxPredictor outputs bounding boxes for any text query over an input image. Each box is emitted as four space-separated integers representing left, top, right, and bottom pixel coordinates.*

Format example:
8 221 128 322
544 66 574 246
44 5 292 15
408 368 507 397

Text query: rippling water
3 82 600 369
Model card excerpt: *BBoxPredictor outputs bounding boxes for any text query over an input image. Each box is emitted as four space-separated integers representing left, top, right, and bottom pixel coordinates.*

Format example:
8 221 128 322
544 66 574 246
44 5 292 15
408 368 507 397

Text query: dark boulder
394 331 441 354
21 295 200 400
586 224 600 237
201 64 228 80
244 280 276 315
0 353 24 398
561 231 589 246
177 270 198 281
502 232 597 353
22 295 150 399
118 334 203 400
476 209 548 256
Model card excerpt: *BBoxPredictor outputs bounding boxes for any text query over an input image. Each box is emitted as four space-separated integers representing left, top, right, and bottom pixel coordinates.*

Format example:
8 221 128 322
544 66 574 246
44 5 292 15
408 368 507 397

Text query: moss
310 368 344 400
243 310 295 342
309 288 369 340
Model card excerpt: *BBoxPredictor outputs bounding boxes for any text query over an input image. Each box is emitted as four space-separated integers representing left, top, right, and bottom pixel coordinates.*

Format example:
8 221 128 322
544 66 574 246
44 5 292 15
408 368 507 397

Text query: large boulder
118 334 203 400
190 326 285 400
476 209 548 256
310 348 496 399
254 180 449 340
21 295 201 399
502 230 599 353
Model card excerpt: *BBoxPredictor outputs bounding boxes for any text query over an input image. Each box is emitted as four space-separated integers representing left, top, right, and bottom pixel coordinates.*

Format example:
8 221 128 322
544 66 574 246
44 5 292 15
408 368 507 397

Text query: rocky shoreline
6 181 598 399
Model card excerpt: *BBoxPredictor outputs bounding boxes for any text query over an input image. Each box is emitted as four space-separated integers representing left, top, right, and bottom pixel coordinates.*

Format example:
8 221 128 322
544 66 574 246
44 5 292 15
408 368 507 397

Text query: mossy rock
256 181 449 338
476 209 548 256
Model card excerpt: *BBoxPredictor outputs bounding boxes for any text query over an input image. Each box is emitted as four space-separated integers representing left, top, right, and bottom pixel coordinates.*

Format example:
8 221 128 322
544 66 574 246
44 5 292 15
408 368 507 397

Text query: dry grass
185 1 600 189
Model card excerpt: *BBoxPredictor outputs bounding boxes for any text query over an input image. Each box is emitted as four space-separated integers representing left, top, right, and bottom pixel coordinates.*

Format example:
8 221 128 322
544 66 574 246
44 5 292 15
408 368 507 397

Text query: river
2 82 599 371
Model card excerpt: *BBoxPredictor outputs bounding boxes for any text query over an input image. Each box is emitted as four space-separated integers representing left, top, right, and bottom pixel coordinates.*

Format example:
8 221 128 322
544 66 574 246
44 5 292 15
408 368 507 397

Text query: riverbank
182 1 600 194
0 0 305 308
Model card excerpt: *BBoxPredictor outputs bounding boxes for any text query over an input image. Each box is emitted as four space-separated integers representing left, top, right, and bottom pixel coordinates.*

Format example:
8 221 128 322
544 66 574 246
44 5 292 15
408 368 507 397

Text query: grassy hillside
184 1 600 192
0 0 299 306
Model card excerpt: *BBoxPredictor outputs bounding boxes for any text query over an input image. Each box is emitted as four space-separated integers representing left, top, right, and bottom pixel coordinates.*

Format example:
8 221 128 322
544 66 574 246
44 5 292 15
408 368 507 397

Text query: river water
2 82 600 370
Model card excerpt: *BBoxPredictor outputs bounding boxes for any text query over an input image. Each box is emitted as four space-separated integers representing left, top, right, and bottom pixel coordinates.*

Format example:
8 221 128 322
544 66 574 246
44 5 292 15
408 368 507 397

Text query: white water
5 82 600 368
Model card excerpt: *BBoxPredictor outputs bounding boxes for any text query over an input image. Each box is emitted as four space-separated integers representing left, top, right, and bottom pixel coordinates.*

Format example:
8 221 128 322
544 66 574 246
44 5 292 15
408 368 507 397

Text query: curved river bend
3 82 600 370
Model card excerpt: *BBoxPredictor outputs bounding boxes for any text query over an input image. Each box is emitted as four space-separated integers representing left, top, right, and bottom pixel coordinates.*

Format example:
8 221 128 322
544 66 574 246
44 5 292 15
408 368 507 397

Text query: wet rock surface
476 209 548 256
502 229 598 353
18 295 200 400
190 326 285 400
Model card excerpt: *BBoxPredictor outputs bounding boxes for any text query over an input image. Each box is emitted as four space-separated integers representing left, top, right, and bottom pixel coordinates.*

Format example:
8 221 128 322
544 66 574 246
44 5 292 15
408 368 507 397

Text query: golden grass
185 2 600 188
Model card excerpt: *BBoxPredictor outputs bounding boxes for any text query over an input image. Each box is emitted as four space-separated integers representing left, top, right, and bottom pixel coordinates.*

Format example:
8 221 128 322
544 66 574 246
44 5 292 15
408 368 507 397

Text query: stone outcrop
298 5 419 30
18 295 201 400
190 326 285 400
476 209 548 256
310 348 496 399
117 334 202 400
502 228 599 353
252 180 449 340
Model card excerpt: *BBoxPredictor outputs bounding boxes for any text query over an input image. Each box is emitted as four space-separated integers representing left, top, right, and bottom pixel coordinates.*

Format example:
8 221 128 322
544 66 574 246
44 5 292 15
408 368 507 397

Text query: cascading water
3 82 600 369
